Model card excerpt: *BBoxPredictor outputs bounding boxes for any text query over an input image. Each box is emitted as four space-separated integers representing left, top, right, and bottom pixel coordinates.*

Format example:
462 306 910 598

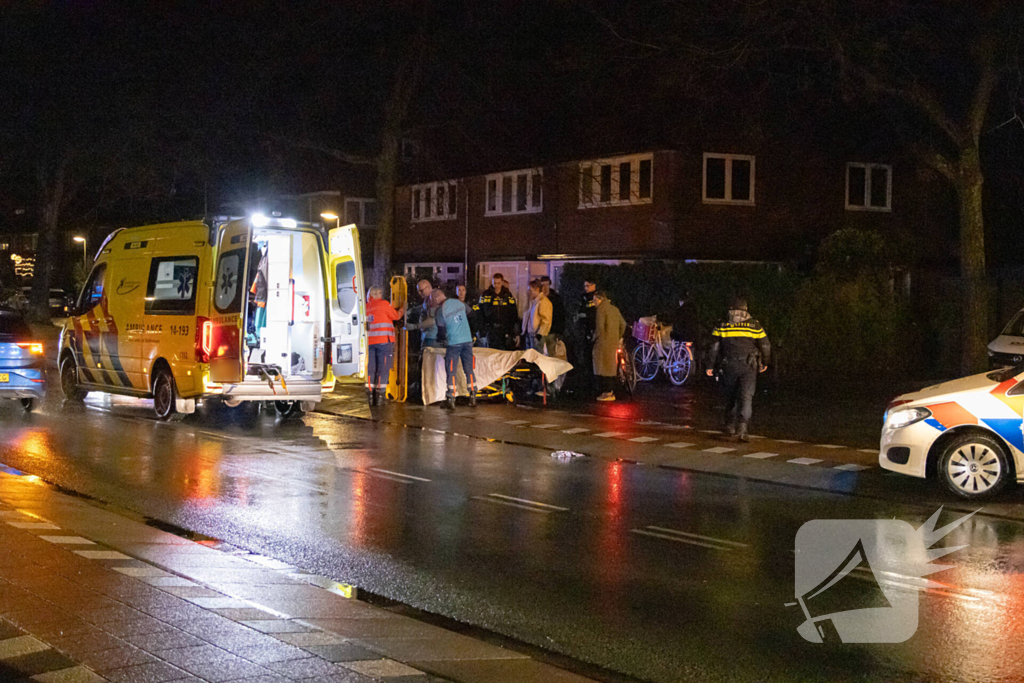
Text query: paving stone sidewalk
0 469 596 683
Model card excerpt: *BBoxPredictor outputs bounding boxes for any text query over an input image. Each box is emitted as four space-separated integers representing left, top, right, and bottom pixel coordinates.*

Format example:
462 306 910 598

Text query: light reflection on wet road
2 395 1024 682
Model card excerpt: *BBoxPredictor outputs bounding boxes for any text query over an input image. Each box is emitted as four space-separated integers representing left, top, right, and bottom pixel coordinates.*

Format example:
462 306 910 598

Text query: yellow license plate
0 374 8 383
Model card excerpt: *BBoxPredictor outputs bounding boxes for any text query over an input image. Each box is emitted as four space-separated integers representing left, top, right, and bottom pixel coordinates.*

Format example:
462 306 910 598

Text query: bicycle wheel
667 343 694 386
632 342 659 381
618 348 637 397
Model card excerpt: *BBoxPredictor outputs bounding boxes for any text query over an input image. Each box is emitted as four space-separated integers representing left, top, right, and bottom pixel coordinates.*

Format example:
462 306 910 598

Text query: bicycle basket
632 317 658 343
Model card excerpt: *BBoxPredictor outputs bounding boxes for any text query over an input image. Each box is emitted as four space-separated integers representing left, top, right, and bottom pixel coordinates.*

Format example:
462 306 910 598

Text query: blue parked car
0 309 46 412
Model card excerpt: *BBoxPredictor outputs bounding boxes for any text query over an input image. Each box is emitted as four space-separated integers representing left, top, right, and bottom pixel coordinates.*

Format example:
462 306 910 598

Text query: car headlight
885 407 932 430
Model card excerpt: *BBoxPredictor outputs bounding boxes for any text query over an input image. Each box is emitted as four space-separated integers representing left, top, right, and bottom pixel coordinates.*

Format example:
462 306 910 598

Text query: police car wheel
938 433 1010 499
274 401 303 419
153 369 177 421
20 398 34 412
60 357 86 402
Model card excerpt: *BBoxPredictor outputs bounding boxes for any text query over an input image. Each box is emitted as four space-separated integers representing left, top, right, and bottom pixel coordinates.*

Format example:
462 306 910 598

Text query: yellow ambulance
58 214 366 420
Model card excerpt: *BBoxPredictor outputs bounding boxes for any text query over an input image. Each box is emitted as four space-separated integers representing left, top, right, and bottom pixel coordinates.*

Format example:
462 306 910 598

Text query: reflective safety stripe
712 329 767 339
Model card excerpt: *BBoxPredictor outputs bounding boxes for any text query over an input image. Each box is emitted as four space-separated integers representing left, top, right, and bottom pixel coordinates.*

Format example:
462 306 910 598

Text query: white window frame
344 197 378 227
410 181 458 223
702 153 755 205
578 153 654 209
485 169 543 216
845 162 892 212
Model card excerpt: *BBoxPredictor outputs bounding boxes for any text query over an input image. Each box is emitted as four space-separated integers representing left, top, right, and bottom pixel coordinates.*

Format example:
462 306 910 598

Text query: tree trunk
29 160 68 322
372 135 399 289
955 148 988 375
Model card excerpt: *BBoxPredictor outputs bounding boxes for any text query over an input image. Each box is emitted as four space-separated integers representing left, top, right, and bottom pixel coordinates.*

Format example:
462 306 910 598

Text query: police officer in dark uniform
706 298 770 442
575 279 599 393
478 273 518 350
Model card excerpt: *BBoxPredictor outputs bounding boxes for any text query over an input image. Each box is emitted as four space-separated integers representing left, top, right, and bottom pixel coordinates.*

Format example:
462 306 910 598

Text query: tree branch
266 133 376 166
967 37 998 142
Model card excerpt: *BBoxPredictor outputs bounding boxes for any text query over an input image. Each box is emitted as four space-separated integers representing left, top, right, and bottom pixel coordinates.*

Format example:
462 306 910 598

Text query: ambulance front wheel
60 356 87 402
152 367 179 421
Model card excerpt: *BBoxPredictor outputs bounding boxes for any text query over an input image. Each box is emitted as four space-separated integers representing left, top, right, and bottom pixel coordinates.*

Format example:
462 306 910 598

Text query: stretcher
420 347 573 405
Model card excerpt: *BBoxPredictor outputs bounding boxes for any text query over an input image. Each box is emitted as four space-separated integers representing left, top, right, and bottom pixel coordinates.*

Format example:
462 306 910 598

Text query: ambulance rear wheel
152 368 178 421
60 357 86 402
274 401 304 419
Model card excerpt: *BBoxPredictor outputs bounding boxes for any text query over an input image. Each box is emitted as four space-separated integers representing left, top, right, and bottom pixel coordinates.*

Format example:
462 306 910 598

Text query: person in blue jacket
433 290 476 410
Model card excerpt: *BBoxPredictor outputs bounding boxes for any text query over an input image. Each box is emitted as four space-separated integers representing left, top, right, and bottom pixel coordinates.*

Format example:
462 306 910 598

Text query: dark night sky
1 1 1023 266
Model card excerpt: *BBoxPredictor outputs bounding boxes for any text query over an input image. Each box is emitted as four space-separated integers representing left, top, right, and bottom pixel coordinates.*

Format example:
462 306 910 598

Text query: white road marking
834 463 871 472
6 522 60 529
0 635 49 659
699 430 722 434
646 525 750 548
858 449 880 454
74 550 132 560
628 436 659 443
40 536 95 545
630 528 731 550
776 439 801 444
486 493 569 511
665 442 695 449
360 470 415 484
815 444 845 449
594 432 624 438
788 457 823 465
743 452 779 459
531 424 559 429
562 428 590 434
368 468 431 482
471 497 553 513
703 446 735 454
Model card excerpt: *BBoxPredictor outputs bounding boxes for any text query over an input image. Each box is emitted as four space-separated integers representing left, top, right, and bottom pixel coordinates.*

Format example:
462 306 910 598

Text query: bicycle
630 318 694 386
616 343 637 397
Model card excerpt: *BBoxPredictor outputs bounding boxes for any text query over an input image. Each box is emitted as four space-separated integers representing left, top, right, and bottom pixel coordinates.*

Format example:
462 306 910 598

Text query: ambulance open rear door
210 220 251 383
386 275 408 402
327 223 365 380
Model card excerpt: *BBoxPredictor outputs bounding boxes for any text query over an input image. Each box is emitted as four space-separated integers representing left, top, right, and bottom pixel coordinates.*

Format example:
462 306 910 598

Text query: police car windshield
1002 310 1024 337
987 363 1024 383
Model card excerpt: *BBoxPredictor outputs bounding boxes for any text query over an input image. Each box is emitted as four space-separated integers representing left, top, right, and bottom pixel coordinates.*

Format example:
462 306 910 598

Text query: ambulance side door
327 224 365 379
209 222 251 383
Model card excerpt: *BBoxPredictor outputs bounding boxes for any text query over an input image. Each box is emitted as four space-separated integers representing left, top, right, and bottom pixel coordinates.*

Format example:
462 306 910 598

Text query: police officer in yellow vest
706 298 770 442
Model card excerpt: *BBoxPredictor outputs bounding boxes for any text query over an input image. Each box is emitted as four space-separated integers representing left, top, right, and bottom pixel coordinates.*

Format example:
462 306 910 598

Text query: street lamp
72 236 86 268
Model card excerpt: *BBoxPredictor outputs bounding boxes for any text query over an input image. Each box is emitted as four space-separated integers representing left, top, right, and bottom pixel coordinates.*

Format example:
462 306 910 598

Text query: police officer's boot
366 389 376 407
469 391 477 408
444 395 456 410
737 423 750 443
374 389 385 406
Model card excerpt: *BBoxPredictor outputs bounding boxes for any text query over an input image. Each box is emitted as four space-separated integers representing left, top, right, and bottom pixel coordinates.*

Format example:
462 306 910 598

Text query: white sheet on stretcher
421 347 574 405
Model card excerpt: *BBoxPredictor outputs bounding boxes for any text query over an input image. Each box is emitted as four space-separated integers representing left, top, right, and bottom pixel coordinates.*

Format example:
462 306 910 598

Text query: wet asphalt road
2 390 1024 683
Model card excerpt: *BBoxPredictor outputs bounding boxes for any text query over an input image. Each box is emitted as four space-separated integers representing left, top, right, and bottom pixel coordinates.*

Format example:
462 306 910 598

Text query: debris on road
552 450 586 460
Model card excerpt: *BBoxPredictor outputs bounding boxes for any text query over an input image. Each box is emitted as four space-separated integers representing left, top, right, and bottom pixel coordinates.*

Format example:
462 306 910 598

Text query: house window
846 163 891 211
578 153 654 208
703 153 755 205
410 181 458 222
344 198 379 227
485 169 543 216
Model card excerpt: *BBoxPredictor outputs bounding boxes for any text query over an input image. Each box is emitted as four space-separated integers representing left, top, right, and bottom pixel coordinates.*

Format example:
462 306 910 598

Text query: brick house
393 141 957 303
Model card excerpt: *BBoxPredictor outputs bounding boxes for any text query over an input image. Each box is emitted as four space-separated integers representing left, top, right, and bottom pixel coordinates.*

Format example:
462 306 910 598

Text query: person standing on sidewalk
478 273 518 350
540 276 565 351
434 290 477 410
706 297 771 442
408 279 443 349
522 280 554 354
365 286 406 407
592 290 626 402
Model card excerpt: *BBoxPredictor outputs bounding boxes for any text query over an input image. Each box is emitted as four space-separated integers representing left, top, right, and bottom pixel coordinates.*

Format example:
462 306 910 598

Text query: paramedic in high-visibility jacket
706 298 771 442
365 286 406 407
